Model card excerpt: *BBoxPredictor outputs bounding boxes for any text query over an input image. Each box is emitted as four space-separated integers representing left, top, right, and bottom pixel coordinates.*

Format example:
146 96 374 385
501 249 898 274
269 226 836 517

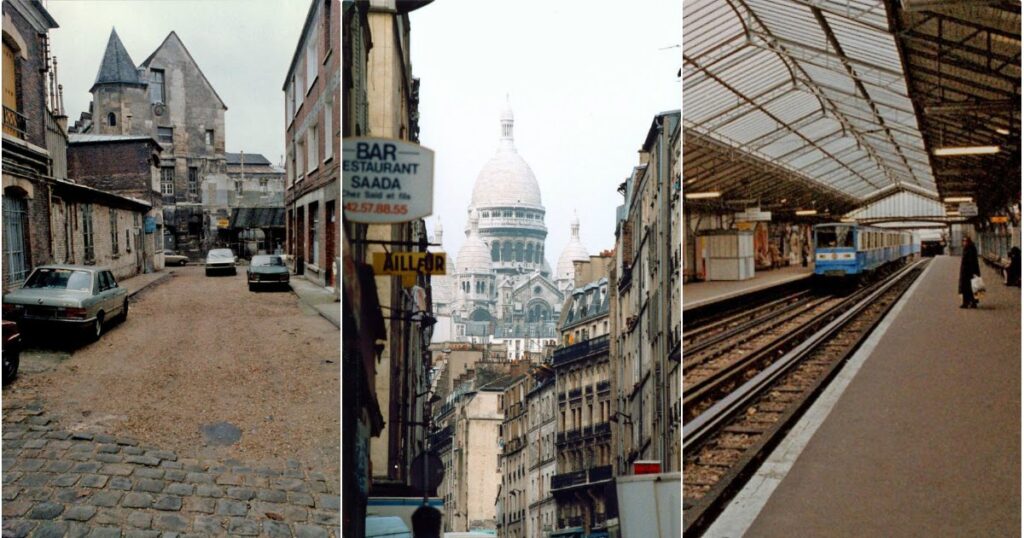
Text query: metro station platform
683 264 814 312
707 256 1021 537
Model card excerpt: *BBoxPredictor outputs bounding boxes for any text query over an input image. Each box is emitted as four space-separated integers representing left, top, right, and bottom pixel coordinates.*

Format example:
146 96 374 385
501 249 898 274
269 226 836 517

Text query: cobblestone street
2 267 340 536
2 402 338 537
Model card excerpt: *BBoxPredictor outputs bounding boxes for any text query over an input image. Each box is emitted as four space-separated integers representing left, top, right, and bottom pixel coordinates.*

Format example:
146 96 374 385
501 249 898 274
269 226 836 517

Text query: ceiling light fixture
795 209 818 216
933 146 1000 156
944 196 973 203
684 191 721 200
994 127 1010 136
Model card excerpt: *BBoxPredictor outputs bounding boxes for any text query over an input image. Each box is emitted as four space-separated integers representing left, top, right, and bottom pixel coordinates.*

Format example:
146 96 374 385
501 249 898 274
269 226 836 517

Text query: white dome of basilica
556 213 589 282
456 211 492 274
470 99 543 209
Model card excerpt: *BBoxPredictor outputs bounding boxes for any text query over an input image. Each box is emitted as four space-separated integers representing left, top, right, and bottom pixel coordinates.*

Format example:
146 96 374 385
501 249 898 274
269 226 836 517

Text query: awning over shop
228 207 285 229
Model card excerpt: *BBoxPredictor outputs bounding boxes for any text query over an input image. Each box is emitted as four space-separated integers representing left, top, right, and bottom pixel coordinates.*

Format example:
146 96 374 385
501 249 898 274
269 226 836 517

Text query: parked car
205 248 237 276
163 250 188 266
2 265 129 341
247 255 290 291
3 320 21 385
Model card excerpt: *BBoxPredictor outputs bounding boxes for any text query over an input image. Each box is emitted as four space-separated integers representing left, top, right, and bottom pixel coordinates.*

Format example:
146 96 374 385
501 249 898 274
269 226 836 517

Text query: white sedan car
205 248 237 276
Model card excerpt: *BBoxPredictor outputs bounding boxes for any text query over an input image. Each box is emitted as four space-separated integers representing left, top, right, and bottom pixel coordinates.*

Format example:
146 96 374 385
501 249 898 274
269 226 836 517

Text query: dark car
3 320 21 385
247 255 290 291
2 265 129 341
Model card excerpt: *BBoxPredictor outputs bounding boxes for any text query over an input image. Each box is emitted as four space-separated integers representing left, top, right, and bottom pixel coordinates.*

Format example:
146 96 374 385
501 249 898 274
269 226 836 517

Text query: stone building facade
497 374 529 538
610 111 682 479
66 134 165 270
50 179 154 280
551 273 616 538
285 0 339 290
496 363 558 538
224 152 285 207
2 0 59 290
73 29 228 257
3 1 156 289
434 376 509 533
222 152 286 257
526 366 557 538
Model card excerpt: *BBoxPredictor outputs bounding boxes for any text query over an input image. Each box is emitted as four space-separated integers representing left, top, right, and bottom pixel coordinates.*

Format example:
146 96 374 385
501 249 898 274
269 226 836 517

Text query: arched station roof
684 0 1021 221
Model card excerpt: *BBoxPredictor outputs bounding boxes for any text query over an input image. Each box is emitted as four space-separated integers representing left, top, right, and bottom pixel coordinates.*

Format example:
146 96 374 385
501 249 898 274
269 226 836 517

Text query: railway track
682 259 928 536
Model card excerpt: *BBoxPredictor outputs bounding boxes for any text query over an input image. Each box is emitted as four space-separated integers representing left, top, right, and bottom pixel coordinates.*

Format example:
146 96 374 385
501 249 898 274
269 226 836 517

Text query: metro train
813 223 917 278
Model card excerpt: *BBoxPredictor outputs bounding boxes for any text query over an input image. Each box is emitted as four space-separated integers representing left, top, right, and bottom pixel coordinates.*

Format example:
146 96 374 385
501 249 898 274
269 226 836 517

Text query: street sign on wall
734 207 772 222
959 203 979 217
342 137 434 223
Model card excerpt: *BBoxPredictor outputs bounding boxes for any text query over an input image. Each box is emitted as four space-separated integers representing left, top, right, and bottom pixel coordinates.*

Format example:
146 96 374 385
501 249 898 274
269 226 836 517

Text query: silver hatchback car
2 265 129 341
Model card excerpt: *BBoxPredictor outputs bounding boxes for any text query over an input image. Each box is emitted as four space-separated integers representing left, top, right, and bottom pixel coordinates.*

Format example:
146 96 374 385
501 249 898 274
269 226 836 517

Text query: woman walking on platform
959 237 981 309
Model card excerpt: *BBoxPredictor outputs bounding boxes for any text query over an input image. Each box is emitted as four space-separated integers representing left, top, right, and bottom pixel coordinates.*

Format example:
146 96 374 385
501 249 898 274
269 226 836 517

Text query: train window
816 226 854 248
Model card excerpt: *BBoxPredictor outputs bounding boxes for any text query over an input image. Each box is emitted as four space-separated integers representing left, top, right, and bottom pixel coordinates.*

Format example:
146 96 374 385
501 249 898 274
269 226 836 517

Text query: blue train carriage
814 223 914 278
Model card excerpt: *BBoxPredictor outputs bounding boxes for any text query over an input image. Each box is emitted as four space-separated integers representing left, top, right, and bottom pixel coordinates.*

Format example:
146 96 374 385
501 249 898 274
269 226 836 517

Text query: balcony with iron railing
551 334 610 367
3 106 27 140
551 465 614 491
429 425 453 448
504 435 526 454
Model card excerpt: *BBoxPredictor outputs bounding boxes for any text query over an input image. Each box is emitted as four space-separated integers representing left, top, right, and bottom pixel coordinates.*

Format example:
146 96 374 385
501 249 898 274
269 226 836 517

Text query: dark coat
959 242 980 294
1008 247 1021 286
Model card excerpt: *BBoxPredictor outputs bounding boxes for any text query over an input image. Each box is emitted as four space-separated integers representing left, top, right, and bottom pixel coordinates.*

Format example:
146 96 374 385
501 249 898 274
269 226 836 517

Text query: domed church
432 99 589 360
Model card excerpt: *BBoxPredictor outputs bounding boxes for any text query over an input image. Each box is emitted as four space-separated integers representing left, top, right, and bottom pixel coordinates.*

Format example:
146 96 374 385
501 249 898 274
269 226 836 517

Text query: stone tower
90 29 149 136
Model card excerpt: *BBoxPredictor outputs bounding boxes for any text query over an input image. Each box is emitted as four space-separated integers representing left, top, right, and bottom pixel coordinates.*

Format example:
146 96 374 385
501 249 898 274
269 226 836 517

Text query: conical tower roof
91 29 145 92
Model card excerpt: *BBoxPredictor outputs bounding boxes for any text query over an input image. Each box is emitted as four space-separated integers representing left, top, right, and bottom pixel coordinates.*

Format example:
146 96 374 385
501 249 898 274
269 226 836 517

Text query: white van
366 516 412 538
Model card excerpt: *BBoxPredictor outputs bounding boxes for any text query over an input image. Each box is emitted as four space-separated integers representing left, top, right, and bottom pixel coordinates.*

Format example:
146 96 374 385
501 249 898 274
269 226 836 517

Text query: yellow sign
217 218 230 229
991 216 1009 224
372 251 446 276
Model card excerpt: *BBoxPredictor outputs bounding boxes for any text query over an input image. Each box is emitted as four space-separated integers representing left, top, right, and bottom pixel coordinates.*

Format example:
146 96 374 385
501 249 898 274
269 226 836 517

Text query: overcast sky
44 0 310 165
412 0 681 268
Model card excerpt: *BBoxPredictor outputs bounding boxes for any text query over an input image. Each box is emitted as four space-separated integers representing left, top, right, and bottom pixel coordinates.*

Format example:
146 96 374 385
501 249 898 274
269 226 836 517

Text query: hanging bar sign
343 137 434 224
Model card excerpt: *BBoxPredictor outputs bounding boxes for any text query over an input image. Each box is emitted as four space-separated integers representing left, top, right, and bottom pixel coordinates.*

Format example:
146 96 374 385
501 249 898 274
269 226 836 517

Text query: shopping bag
971 275 986 294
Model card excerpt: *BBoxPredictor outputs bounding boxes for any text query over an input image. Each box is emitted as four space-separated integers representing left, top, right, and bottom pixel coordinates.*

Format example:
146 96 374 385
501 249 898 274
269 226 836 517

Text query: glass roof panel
683 0 938 200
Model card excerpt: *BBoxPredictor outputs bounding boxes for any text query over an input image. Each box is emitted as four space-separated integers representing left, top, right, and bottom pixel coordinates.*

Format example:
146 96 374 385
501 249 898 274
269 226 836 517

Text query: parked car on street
205 248 237 276
163 250 188 266
2 265 129 341
247 255 290 291
3 320 21 385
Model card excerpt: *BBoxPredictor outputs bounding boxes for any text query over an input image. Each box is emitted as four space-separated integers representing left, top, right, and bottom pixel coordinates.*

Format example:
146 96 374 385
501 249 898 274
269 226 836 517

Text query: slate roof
92 29 145 91
225 152 272 166
229 207 285 229
68 134 161 146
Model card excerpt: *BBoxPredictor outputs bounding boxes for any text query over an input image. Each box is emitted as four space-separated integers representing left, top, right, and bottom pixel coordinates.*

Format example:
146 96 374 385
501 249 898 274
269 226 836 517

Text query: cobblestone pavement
1 402 340 537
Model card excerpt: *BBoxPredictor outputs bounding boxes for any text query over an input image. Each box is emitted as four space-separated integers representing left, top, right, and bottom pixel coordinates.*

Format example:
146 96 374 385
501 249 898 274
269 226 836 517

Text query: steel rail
683 294 832 372
683 291 811 349
682 295 837 411
682 258 926 453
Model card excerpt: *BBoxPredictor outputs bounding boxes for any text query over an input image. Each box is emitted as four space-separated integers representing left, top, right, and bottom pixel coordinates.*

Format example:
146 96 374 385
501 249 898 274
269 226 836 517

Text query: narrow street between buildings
2 266 340 536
